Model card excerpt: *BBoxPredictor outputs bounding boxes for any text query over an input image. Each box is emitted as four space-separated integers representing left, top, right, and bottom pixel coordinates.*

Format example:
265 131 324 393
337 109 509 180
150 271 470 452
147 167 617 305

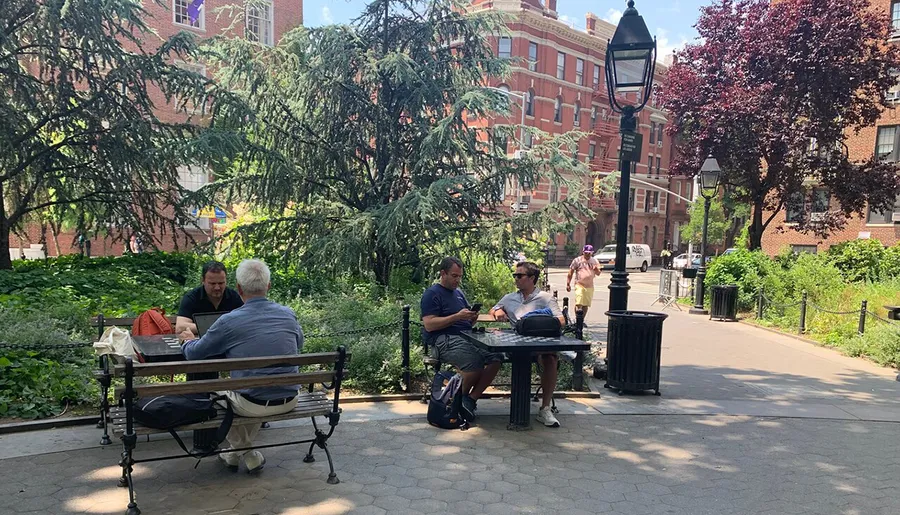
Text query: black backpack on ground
134 393 234 457
515 314 562 337
426 371 469 430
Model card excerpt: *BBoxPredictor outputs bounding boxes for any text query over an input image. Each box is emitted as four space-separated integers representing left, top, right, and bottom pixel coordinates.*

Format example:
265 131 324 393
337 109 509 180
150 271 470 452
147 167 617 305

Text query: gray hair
235 259 271 296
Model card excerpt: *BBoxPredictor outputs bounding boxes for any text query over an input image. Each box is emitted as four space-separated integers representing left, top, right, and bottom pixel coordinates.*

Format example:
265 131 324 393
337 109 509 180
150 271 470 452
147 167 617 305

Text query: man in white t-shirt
566 245 601 318
489 261 565 427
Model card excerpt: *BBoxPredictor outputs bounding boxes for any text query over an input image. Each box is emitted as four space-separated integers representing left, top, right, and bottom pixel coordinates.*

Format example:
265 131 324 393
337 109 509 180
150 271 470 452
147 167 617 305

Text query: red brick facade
12 0 303 259
760 0 900 255
474 1 690 264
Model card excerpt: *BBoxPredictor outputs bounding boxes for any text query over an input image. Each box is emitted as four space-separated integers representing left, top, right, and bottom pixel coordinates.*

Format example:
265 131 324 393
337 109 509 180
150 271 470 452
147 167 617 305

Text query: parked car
722 248 738 256
672 253 701 269
594 243 653 272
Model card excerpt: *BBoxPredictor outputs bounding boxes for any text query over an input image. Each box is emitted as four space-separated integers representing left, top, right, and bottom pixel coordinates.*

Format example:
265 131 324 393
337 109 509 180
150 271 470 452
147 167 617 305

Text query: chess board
462 329 590 353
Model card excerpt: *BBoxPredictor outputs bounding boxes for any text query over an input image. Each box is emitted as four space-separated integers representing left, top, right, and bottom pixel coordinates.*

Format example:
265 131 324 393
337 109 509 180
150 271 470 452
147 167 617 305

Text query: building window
676 181 682 204
629 188 636 212
643 226 649 244
550 182 559 203
576 58 584 86
525 89 535 116
656 156 662 176
557 52 566 80
652 191 660 209
649 122 656 144
644 190 651 212
893 1 900 33
876 125 898 161
246 0 274 45
174 0 204 29
791 245 818 255
811 188 829 214
498 37 512 58
588 142 596 161
628 225 634 242
593 64 601 90
867 195 900 223
528 42 538 71
651 226 658 248
590 106 598 126
647 155 653 175
523 131 533 149
785 191 805 222
554 97 562 123
573 102 581 126
657 124 664 146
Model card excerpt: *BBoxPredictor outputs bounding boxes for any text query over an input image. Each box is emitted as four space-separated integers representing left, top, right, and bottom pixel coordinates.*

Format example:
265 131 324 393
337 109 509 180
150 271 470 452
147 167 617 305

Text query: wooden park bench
109 347 348 515
91 313 177 340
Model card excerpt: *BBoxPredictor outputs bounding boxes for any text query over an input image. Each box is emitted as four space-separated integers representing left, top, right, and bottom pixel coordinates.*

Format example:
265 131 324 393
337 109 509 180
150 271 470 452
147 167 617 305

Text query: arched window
651 226 658 248
628 225 634 242
643 226 649 245
591 106 597 126
573 101 581 126
554 97 562 123
525 89 535 117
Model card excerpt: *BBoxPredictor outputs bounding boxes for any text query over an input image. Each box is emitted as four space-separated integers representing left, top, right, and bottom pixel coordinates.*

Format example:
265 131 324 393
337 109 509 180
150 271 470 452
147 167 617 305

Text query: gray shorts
431 334 504 372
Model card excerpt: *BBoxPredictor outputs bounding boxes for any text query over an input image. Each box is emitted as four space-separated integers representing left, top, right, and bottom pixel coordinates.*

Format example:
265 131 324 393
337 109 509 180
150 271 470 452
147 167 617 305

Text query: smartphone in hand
470 303 483 312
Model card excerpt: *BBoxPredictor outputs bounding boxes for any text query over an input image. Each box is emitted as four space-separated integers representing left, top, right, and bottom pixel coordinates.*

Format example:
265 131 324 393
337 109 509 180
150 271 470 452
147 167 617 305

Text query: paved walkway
1 268 899 514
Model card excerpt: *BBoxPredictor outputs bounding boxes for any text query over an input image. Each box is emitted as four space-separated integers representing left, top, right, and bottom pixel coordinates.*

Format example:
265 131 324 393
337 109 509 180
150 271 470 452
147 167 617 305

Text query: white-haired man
180 259 303 474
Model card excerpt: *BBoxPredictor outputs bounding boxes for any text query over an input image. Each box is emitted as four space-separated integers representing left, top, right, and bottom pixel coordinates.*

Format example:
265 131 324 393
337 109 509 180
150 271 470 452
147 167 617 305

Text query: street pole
690 195 711 314
609 105 636 312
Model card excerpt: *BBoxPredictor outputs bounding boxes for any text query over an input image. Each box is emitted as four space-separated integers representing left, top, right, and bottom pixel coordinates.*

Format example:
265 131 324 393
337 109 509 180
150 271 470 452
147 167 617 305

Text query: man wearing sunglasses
489 262 566 427
421 257 503 422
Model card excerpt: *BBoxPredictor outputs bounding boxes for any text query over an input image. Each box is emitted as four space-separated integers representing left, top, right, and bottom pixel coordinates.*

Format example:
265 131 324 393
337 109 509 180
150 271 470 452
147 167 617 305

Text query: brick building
12 0 303 260
760 0 900 256
474 0 691 264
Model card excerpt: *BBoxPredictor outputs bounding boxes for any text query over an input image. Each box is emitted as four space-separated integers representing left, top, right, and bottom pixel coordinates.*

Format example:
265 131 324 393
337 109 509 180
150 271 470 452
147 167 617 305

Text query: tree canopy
205 0 594 284
662 0 900 250
0 0 240 268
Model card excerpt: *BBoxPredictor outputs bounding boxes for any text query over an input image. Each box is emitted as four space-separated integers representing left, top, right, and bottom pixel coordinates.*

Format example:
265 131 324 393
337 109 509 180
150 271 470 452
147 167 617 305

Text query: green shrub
704 249 783 311
827 324 900 368
777 252 844 305
826 239 886 282
881 244 900 279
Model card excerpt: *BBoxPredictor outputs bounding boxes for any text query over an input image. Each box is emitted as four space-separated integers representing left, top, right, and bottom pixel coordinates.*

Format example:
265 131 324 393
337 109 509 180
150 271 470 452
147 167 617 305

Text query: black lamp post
689 155 721 315
605 0 657 312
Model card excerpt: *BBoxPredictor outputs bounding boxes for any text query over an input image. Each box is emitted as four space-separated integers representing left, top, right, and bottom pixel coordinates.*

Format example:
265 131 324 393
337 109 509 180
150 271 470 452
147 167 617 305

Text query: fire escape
589 83 620 213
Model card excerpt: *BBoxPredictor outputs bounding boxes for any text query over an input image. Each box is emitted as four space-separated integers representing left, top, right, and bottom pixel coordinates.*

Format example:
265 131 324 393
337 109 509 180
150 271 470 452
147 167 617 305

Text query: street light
605 0 657 312
484 86 526 153
689 155 721 315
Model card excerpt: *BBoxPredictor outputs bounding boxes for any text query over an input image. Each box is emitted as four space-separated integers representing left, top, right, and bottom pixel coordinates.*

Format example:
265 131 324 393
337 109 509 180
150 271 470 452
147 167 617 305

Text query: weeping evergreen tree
0 0 243 269
206 0 599 285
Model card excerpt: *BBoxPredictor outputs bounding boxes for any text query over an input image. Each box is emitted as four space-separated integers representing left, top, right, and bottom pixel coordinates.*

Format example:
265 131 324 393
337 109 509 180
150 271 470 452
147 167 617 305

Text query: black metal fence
756 290 900 336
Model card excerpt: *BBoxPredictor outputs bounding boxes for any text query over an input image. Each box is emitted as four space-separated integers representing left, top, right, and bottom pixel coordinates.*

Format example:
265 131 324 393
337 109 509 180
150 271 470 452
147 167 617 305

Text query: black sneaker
460 395 477 422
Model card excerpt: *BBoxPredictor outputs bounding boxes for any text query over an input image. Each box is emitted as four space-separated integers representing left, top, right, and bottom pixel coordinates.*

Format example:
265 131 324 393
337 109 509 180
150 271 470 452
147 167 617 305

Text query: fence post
573 308 585 391
858 300 867 336
757 290 764 319
799 291 807 334
553 290 558 299
401 305 410 392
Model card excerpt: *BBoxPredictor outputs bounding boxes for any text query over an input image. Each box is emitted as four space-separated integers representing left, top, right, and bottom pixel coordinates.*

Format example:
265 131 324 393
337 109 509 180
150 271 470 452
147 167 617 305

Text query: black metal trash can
710 285 739 321
604 311 668 395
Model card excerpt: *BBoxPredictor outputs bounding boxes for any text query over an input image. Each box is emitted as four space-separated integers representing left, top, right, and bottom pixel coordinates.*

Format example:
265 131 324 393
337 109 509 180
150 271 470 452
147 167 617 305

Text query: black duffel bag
515 314 562 337
133 393 234 457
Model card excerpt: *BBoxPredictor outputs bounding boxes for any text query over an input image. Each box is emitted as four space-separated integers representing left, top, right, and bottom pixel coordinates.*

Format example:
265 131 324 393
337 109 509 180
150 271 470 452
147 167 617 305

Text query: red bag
132 308 174 336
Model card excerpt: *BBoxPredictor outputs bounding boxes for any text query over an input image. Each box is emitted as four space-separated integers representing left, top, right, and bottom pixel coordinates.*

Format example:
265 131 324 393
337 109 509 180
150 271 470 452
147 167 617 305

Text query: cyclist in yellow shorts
566 245 602 318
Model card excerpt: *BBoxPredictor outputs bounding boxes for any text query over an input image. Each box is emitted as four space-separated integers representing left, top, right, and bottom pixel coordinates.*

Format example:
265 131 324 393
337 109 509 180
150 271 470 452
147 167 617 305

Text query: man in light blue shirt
180 259 302 474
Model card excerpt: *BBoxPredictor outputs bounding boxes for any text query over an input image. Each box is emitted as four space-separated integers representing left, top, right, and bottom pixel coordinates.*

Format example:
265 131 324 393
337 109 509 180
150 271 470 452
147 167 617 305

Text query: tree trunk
49 222 62 257
748 198 764 251
373 250 392 286
0 183 10 270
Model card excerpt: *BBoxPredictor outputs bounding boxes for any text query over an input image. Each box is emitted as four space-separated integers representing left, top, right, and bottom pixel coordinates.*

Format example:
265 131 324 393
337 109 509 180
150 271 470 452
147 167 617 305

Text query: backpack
426 371 469 430
134 393 234 457
132 308 174 336
515 313 562 337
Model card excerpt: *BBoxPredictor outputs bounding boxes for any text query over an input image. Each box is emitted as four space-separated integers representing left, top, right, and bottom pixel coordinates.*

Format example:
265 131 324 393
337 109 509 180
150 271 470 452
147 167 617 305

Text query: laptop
192 312 227 337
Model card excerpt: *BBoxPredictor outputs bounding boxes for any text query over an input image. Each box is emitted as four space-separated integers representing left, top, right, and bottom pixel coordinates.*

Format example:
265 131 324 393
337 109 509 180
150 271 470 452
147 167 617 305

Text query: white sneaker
218 450 240 470
243 450 266 474
536 406 560 428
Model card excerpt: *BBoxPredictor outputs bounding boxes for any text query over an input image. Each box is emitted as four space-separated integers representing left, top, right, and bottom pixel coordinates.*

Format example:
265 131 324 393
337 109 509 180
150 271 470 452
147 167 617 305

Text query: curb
0 415 99 435
740 319 822 346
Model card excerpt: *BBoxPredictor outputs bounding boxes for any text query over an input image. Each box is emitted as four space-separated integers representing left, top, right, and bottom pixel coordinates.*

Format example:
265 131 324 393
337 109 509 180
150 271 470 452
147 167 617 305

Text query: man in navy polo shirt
421 256 502 422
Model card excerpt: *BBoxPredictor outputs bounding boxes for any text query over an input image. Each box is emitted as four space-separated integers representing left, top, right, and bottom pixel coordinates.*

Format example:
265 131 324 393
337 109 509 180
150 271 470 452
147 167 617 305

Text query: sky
304 0 709 58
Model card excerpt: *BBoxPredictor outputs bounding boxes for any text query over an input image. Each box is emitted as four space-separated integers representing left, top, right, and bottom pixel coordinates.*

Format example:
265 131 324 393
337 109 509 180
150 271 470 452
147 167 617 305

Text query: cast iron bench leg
507 353 532 431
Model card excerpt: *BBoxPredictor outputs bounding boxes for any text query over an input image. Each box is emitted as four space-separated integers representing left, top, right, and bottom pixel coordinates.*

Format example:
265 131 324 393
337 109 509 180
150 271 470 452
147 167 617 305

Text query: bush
704 249 783 311
826 239 886 282
776 252 845 305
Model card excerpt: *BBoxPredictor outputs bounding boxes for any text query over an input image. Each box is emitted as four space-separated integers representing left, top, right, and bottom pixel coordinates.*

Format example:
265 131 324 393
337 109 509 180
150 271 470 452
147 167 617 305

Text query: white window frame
528 42 538 72
498 37 512 58
173 0 204 30
557 52 566 80
573 102 581 126
576 58 585 86
246 0 275 46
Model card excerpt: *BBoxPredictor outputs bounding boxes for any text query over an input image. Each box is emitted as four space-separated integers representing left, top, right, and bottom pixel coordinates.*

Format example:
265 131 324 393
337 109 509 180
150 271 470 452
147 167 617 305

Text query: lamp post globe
690 155 721 315
605 0 657 312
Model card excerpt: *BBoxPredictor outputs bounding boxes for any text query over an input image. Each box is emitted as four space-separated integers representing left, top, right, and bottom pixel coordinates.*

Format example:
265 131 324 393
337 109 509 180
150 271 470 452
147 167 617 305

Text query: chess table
460 329 590 430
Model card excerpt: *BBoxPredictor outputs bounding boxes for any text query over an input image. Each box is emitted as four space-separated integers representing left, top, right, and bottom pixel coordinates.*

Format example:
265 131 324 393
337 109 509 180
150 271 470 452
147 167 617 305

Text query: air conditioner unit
657 141 663 147
650 207 659 214
512 150 524 160
886 90 900 103
810 212 826 222
892 212 900 223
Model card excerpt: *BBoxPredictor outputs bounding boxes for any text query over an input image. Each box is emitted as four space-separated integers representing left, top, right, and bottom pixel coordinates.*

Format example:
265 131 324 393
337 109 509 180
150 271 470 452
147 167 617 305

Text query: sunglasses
512 273 531 279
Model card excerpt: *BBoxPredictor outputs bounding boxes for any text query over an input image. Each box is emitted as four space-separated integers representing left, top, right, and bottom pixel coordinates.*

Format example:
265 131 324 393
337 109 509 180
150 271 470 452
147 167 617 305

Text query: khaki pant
217 391 298 456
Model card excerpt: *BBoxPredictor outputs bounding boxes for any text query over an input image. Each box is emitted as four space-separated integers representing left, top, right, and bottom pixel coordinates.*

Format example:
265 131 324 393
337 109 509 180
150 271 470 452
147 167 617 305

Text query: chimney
586 12 598 35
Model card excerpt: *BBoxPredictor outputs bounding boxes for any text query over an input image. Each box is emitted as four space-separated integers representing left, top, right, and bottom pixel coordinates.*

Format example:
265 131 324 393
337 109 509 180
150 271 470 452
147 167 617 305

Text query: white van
593 244 653 272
